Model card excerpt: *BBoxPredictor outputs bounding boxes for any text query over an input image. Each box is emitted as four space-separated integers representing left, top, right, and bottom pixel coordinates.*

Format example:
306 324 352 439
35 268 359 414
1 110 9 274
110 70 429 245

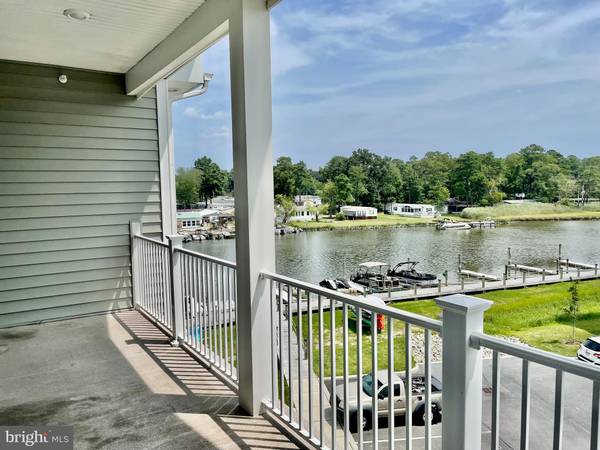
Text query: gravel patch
411 331 526 364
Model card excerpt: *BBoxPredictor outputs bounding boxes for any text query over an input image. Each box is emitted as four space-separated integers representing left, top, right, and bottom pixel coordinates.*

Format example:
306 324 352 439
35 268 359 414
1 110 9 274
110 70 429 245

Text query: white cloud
183 106 226 120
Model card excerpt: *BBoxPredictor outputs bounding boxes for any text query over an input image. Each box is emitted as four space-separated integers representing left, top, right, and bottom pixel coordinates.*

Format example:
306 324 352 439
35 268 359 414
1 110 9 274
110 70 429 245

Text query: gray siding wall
0 61 162 327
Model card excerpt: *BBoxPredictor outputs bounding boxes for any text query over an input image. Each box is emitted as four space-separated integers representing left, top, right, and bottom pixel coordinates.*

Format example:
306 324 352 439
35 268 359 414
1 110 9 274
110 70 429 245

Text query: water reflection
184 221 600 283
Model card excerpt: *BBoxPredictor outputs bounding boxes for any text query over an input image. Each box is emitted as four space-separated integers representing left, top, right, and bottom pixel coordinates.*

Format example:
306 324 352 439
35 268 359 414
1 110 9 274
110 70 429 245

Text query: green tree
275 194 296 224
334 174 355 207
450 151 491 205
319 181 338 216
564 280 580 342
175 168 200 208
273 157 297 196
194 156 227 207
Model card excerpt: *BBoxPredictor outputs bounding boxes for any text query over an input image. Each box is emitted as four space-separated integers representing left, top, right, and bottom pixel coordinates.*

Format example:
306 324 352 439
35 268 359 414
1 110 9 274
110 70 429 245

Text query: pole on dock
443 270 448 287
566 259 570 274
388 285 391 299
458 254 462 272
577 267 581 279
560 267 564 280
503 273 507 289
414 284 418 297
595 264 598 278
461 277 465 292
438 280 442 294
522 271 526 285
481 278 486 291
508 247 512 266
542 271 545 282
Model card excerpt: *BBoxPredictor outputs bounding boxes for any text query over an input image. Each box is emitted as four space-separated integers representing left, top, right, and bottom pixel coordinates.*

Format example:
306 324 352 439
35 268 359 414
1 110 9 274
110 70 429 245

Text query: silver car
335 370 442 432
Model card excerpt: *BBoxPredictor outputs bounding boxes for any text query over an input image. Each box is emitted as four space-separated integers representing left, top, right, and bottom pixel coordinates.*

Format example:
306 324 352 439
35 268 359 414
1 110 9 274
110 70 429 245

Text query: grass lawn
294 307 408 378
293 279 600 377
461 202 600 222
289 213 434 231
394 279 600 356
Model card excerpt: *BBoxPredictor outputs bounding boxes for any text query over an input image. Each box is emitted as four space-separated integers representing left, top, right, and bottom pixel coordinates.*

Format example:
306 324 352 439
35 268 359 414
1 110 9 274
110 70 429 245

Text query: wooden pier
381 267 599 303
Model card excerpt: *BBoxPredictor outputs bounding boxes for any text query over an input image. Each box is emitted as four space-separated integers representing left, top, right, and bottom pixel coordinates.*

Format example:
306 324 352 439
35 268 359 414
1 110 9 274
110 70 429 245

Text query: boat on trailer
388 261 439 287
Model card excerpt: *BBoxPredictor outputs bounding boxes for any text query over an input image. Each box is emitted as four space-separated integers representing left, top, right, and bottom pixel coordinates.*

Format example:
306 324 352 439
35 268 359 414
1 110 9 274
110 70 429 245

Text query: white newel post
435 294 492 450
229 0 275 416
168 235 184 345
129 221 142 308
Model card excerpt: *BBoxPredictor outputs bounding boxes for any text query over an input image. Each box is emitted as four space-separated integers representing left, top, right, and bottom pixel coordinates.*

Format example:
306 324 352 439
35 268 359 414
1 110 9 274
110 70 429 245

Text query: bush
335 212 346 221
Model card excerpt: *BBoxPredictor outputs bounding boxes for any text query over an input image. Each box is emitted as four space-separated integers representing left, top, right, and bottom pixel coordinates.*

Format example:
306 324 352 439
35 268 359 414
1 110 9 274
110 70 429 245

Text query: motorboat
349 262 401 292
388 261 438 287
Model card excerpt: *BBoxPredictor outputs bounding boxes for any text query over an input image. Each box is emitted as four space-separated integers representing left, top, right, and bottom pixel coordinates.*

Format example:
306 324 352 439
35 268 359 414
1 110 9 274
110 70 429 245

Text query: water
184 221 600 284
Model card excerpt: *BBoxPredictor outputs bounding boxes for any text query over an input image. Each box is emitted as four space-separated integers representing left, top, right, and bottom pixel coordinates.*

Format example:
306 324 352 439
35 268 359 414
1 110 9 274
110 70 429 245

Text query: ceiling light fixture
63 8 91 21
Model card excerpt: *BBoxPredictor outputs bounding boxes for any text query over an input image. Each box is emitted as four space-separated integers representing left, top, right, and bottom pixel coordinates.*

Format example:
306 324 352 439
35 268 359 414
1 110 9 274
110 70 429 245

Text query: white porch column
435 294 492 450
229 0 275 416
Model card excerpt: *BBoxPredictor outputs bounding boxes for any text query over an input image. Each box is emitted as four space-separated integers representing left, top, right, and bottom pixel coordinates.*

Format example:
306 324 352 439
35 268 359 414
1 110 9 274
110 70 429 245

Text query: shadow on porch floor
0 310 299 450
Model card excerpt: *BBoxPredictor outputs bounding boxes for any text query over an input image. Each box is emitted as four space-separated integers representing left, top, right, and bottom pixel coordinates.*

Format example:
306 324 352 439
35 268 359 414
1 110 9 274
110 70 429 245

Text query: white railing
131 228 239 385
471 332 600 450
178 247 238 382
260 270 442 450
133 234 172 329
129 223 600 450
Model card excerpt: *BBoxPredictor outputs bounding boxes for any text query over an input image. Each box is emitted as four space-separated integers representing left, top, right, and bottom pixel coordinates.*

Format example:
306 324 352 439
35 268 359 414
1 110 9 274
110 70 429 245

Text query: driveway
346 356 594 449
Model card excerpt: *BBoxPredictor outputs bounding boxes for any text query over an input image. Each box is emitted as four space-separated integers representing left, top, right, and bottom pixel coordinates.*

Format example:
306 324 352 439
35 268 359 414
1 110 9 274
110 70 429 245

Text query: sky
172 0 600 170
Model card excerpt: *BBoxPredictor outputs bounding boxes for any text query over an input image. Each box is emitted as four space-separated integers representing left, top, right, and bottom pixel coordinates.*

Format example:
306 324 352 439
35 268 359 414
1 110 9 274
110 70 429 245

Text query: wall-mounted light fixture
58 74 68 84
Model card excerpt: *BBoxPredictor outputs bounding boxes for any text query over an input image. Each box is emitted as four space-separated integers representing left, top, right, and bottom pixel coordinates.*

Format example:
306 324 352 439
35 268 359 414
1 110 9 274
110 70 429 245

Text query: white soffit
0 0 206 73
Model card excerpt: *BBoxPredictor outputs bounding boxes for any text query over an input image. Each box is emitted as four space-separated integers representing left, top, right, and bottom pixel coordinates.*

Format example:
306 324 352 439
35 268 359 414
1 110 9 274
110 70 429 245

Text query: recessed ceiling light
63 8 91 21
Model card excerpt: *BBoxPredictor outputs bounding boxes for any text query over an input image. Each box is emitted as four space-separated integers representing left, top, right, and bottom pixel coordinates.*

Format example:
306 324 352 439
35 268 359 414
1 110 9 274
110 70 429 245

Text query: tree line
176 145 600 211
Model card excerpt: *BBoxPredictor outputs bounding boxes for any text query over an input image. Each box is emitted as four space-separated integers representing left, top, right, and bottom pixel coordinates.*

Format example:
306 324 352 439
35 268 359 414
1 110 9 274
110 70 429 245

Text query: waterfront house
176 210 219 230
294 194 322 206
340 205 378 219
289 196 321 221
0 2 596 449
386 202 436 217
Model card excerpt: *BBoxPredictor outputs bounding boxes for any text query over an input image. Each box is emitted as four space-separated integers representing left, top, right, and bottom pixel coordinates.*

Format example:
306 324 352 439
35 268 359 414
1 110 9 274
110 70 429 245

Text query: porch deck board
0 310 299 450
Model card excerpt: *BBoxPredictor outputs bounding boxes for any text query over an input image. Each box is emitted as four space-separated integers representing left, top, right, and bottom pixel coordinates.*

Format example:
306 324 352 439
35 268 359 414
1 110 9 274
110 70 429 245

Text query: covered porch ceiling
0 0 206 73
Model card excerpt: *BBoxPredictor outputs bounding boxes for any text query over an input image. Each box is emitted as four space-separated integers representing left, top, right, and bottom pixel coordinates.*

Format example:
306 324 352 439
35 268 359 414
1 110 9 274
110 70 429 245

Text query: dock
507 263 556 276
559 259 598 270
458 269 500 282
381 267 599 303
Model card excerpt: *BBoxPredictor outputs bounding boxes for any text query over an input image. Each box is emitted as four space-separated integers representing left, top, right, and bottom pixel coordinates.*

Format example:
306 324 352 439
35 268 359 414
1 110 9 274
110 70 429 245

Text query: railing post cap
167 234 184 245
435 294 492 315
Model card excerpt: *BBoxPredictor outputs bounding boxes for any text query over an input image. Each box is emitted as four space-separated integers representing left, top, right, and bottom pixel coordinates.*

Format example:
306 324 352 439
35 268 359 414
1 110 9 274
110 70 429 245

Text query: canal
184 221 600 284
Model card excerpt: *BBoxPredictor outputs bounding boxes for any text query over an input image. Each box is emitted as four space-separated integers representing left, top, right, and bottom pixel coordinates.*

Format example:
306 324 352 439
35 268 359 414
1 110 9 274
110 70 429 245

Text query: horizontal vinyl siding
0 61 162 327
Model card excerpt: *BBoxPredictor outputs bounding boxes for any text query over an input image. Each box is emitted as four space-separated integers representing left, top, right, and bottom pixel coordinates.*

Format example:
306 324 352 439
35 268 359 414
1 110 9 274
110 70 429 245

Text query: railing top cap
435 294 492 314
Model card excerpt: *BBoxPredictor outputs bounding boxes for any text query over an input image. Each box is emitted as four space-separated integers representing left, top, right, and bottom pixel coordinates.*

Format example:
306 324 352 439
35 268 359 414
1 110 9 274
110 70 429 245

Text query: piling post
508 247 511 266
577 267 581 279
388 285 392 299
414 283 418 298
566 259 570 274
560 267 564 280
461 277 465 292
438 280 442 294
458 255 462 272
522 271 526 285
542 271 545 282
502 273 507 289
481 278 486 291
595 264 598 278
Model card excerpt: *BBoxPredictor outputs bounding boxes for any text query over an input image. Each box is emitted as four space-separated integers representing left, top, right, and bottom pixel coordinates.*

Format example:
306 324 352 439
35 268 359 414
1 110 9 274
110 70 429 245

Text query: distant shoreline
289 214 600 232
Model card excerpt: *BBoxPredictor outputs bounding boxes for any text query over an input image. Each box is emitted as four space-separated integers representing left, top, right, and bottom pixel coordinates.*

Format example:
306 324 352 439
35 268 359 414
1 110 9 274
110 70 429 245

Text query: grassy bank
396 278 600 356
294 279 600 377
289 213 434 231
461 202 600 221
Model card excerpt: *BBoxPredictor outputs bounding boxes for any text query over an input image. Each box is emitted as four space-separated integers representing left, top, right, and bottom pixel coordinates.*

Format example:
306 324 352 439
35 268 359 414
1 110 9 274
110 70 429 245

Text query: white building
386 202 436 217
176 210 219 230
294 194 321 206
340 205 378 219
289 196 321 221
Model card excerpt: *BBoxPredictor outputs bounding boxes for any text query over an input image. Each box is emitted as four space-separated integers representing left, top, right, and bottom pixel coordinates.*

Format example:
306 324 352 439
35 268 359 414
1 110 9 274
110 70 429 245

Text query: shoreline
290 214 600 232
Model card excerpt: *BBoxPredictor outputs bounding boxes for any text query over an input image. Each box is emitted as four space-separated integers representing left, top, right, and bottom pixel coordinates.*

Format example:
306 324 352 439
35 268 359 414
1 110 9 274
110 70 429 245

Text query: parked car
577 337 600 365
335 370 442 432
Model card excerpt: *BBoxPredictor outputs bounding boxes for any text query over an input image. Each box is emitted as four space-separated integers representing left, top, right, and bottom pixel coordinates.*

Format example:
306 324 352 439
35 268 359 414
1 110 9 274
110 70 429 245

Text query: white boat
436 219 471 230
